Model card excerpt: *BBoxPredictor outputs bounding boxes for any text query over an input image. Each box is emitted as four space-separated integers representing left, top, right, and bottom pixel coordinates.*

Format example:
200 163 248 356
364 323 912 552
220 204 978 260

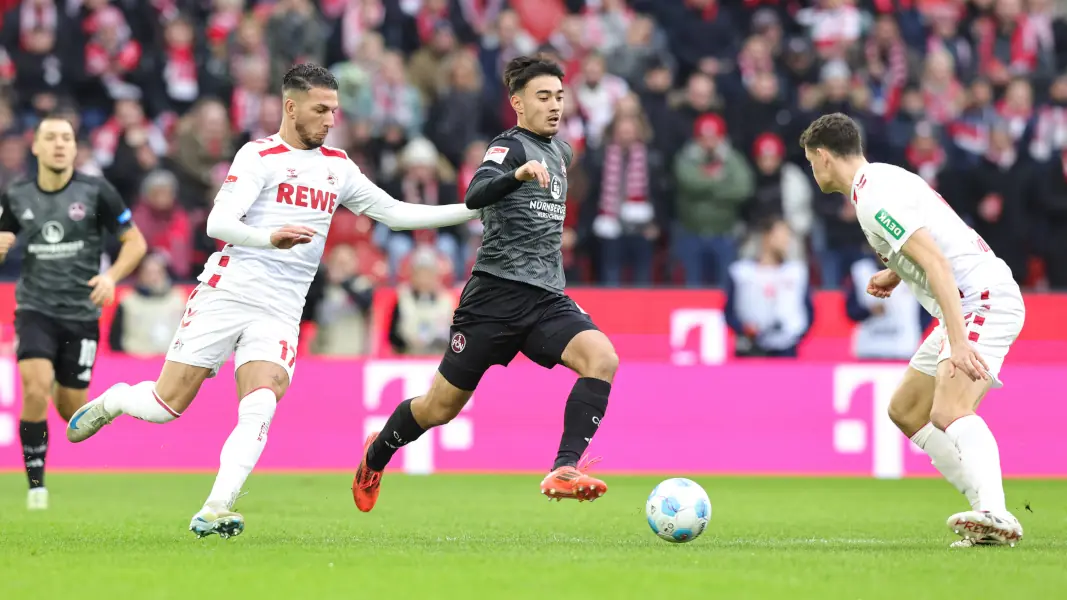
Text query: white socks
910 423 980 510
103 381 181 423
945 415 1007 514
204 388 277 511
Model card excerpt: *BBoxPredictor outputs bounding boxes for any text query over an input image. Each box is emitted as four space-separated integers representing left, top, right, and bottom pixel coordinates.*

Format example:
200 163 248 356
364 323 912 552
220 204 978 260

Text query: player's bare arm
89 225 147 306
866 269 901 299
901 228 989 381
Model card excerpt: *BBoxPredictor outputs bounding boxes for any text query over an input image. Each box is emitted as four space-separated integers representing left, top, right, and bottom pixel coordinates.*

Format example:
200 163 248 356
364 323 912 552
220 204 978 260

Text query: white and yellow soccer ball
645 478 712 543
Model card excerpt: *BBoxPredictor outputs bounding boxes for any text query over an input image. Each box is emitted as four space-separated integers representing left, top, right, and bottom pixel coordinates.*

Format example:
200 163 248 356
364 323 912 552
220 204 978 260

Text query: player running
800 113 1024 547
65 64 479 538
353 56 619 512
0 116 147 510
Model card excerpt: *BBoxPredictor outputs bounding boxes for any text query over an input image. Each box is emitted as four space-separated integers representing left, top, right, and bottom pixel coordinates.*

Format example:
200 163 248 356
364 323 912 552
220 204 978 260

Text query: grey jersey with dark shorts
471 127 572 293
0 173 133 320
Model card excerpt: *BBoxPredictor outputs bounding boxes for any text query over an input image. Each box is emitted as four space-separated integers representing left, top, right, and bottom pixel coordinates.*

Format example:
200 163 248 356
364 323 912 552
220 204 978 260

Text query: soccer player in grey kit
353 56 619 512
0 116 146 510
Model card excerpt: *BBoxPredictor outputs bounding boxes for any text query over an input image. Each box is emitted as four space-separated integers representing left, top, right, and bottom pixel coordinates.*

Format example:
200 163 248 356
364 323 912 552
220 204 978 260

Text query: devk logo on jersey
875 209 905 240
276 183 337 214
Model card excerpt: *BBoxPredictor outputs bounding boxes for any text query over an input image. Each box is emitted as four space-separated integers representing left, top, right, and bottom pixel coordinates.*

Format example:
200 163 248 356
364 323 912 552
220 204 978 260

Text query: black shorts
439 273 598 391
14 309 100 389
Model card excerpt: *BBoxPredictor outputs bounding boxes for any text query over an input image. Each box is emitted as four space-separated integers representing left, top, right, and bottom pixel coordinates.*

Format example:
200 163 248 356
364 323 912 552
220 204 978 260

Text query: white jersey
199 134 394 323
851 162 1016 319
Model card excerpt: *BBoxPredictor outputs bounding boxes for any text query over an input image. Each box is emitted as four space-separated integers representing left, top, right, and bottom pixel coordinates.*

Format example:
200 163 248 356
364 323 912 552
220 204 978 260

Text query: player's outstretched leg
354 373 473 512
66 361 210 442
931 361 1022 547
887 368 979 510
191 362 282 539
18 359 53 510
541 330 617 502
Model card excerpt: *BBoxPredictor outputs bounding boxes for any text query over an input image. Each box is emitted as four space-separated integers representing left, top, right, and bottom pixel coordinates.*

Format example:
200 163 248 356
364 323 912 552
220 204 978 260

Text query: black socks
554 378 610 470
20 420 47 489
366 399 426 472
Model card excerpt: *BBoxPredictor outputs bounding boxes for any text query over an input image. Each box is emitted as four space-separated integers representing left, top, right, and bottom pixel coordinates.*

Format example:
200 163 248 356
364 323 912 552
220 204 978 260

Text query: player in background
0 116 147 510
800 113 1025 547
65 64 480 538
352 56 619 512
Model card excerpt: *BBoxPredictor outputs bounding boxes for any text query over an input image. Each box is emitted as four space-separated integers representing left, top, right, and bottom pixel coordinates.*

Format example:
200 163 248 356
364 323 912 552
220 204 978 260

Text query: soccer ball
645 478 712 543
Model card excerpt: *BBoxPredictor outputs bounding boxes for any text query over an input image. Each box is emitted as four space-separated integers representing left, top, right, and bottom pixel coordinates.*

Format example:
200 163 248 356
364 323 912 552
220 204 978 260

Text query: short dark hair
799 113 863 157
282 63 338 94
503 56 565 95
34 114 76 136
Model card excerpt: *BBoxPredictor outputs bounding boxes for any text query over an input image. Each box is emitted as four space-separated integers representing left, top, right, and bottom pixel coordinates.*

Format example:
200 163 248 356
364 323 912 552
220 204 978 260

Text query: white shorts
909 285 1025 388
165 284 300 381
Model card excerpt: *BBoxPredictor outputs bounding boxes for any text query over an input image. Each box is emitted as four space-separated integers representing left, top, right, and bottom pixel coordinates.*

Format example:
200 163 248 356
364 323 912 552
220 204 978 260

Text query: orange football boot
540 455 607 501
352 433 383 512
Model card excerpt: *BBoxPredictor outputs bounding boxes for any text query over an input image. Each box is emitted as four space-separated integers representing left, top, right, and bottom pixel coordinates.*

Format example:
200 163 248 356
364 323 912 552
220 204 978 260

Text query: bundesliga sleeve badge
483 146 509 164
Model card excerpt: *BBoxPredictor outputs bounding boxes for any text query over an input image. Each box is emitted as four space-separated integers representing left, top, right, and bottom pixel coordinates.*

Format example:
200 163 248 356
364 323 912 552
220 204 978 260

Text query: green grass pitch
2 473 1065 599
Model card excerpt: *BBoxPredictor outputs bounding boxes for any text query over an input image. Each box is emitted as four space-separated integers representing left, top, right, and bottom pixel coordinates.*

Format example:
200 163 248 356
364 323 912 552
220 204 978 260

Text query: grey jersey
471 128 572 293
0 173 134 320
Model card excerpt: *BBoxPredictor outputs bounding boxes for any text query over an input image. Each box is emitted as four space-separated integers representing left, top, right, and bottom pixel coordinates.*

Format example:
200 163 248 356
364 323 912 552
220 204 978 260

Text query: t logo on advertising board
363 360 473 475
833 364 925 478
670 309 726 366
0 357 14 448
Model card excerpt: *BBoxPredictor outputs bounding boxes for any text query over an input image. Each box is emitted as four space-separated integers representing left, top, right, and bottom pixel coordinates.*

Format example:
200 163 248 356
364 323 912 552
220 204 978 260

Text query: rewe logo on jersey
276 183 337 214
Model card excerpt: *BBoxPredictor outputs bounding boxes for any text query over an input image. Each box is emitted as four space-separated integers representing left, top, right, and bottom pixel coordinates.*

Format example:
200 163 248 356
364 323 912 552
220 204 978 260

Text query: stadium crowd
1 0 1066 356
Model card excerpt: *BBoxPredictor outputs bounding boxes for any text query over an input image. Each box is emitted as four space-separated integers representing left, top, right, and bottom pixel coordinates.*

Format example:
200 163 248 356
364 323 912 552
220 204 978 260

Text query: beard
295 120 324 149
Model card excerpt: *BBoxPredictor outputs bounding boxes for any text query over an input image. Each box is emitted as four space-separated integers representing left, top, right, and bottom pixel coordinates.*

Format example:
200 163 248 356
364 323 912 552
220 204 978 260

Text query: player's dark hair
799 113 863 157
503 56 565 95
34 114 76 137
282 63 338 94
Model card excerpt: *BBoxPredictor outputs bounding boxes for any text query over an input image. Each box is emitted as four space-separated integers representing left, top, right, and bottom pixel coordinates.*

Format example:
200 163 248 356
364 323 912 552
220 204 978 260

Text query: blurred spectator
97 98 168 202
108 253 187 356
961 124 1034 283
0 133 27 190
82 6 144 112
132 170 193 280
672 113 754 287
265 0 326 88
581 112 664 286
998 77 1035 143
388 245 456 355
171 98 234 209
728 71 792 163
378 137 463 278
921 49 966 127
408 20 459 105
1037 147 1067 287
230 55 272 139
741 133 812 262
974 0 1054 86
903 122 949 189
10 24 68 118
356 50 424 139
844 249 929 360
156 15 200 115
606 13 671 89
311 244 375 356
573 52 629 148
796 0 861 62
426 49 491 167
725 218 812 358
1030 74 1067 162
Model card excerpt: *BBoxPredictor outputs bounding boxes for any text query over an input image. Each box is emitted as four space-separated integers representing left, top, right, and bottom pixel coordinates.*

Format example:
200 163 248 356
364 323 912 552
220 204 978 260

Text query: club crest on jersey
450 332 466 353
326 169 337 186
68 202 86 222
287 168 298 179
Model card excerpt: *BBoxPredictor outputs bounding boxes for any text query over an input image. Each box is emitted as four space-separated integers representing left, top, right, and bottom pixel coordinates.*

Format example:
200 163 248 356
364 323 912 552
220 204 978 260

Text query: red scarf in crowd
975 15 1038 75
905 142 946 188
164 43 198 103
599 143 649 218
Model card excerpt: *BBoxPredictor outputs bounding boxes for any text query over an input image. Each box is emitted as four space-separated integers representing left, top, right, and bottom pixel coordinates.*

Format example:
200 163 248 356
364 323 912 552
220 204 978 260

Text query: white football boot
947 510 1023 547
27 487 48 510
190 504 245 540
66 383 128 443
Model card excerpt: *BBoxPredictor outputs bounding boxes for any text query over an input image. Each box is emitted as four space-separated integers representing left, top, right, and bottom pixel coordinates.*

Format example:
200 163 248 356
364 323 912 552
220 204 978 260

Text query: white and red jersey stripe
201 134 395 323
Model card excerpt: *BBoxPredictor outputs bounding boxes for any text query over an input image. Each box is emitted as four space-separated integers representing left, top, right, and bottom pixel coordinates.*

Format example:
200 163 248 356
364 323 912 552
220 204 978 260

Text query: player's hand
0 232 15 256
271 225 316 249
866 269 901 299
87 273 116 306
948 343 990 382
515 160 550 188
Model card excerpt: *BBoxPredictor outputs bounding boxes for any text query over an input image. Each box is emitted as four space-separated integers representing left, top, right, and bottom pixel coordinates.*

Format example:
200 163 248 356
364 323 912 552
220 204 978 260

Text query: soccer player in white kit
64 64 480 538
800 113 1025 547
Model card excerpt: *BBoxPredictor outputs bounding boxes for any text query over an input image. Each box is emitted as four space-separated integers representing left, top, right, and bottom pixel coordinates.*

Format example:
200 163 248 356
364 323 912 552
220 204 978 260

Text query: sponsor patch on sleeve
117 208 132 225
483 146 509 164
221 174 238 192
